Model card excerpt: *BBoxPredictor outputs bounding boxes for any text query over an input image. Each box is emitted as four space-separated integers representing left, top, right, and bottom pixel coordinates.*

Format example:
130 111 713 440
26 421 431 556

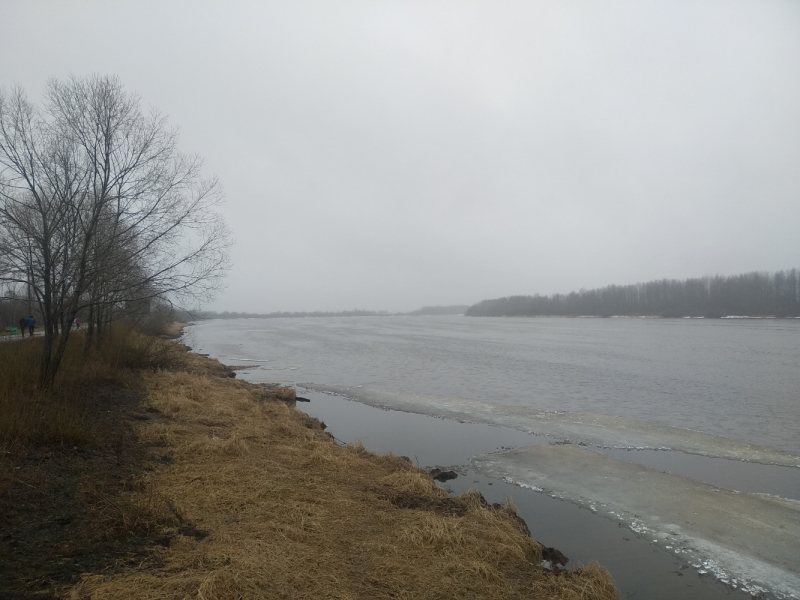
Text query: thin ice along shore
301 384 800 467
473 444 800 599
301 384 800 600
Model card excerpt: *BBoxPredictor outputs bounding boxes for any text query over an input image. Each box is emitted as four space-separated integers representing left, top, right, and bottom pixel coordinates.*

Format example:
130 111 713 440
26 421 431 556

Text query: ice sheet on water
300 384 800 467
472 445 800 600
226 358 270 362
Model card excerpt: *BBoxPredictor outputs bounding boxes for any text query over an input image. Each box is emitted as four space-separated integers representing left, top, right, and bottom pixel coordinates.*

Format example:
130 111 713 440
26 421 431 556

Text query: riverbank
0 331 617 599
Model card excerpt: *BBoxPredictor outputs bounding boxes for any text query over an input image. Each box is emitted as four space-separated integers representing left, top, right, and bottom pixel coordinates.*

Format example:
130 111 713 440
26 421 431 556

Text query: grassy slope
1 330 617 600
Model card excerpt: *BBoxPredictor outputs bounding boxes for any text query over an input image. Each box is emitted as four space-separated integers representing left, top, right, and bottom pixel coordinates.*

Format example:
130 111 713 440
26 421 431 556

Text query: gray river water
187 316 800 599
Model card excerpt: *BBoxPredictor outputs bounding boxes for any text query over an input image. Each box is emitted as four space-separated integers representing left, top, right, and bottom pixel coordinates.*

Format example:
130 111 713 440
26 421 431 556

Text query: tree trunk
40 322 56 389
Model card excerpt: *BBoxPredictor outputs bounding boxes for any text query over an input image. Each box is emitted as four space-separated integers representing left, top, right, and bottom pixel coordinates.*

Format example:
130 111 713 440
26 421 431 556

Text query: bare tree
0 75 230 387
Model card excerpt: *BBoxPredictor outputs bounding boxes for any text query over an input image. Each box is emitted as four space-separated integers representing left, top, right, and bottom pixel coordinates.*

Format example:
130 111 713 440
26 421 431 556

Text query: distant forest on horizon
465 269 800 318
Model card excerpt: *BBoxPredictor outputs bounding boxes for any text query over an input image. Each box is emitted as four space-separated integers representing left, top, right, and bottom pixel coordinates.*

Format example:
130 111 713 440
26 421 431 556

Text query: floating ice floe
472 444 800 600
300 384 800 467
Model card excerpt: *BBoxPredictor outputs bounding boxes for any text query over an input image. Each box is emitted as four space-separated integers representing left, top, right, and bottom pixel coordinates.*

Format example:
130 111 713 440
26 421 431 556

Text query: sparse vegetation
0 325 618 599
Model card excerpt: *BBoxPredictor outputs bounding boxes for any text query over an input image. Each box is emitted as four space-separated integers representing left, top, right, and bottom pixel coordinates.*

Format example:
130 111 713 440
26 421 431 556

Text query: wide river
187 316 800 600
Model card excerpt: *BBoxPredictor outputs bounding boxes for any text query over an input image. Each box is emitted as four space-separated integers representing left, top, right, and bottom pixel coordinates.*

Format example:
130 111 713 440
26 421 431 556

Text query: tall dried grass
66 368 618 600
0 322 185 452
0 337 96 451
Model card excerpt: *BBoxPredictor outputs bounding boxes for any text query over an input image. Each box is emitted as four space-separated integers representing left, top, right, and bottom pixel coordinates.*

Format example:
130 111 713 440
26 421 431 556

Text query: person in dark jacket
18 317 26 337
27 315 35 336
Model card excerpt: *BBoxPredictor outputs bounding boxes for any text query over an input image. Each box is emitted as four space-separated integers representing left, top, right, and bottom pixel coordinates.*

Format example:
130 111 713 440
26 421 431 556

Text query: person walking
18 317 26 337
27 315 35 336
75 317 81 330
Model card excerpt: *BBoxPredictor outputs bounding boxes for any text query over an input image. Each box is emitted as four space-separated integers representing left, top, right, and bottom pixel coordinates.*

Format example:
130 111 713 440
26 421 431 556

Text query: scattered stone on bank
429 468 459 482
542 546 570 567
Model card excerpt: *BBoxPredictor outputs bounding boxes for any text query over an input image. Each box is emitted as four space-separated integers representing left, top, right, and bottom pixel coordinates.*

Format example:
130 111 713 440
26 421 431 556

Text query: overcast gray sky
2 1 799 312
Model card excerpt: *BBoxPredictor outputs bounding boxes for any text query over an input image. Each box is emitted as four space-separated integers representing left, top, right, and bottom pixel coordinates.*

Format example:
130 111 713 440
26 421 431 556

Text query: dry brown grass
0 336 98 453
0 323 185 453
64 366 618 600
1 325 617 599
161 321 190 339
0 325 186 596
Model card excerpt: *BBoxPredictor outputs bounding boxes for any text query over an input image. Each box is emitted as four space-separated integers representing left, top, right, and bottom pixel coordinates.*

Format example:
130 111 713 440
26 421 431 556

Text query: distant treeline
197 305 469 320
465 269 800 318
